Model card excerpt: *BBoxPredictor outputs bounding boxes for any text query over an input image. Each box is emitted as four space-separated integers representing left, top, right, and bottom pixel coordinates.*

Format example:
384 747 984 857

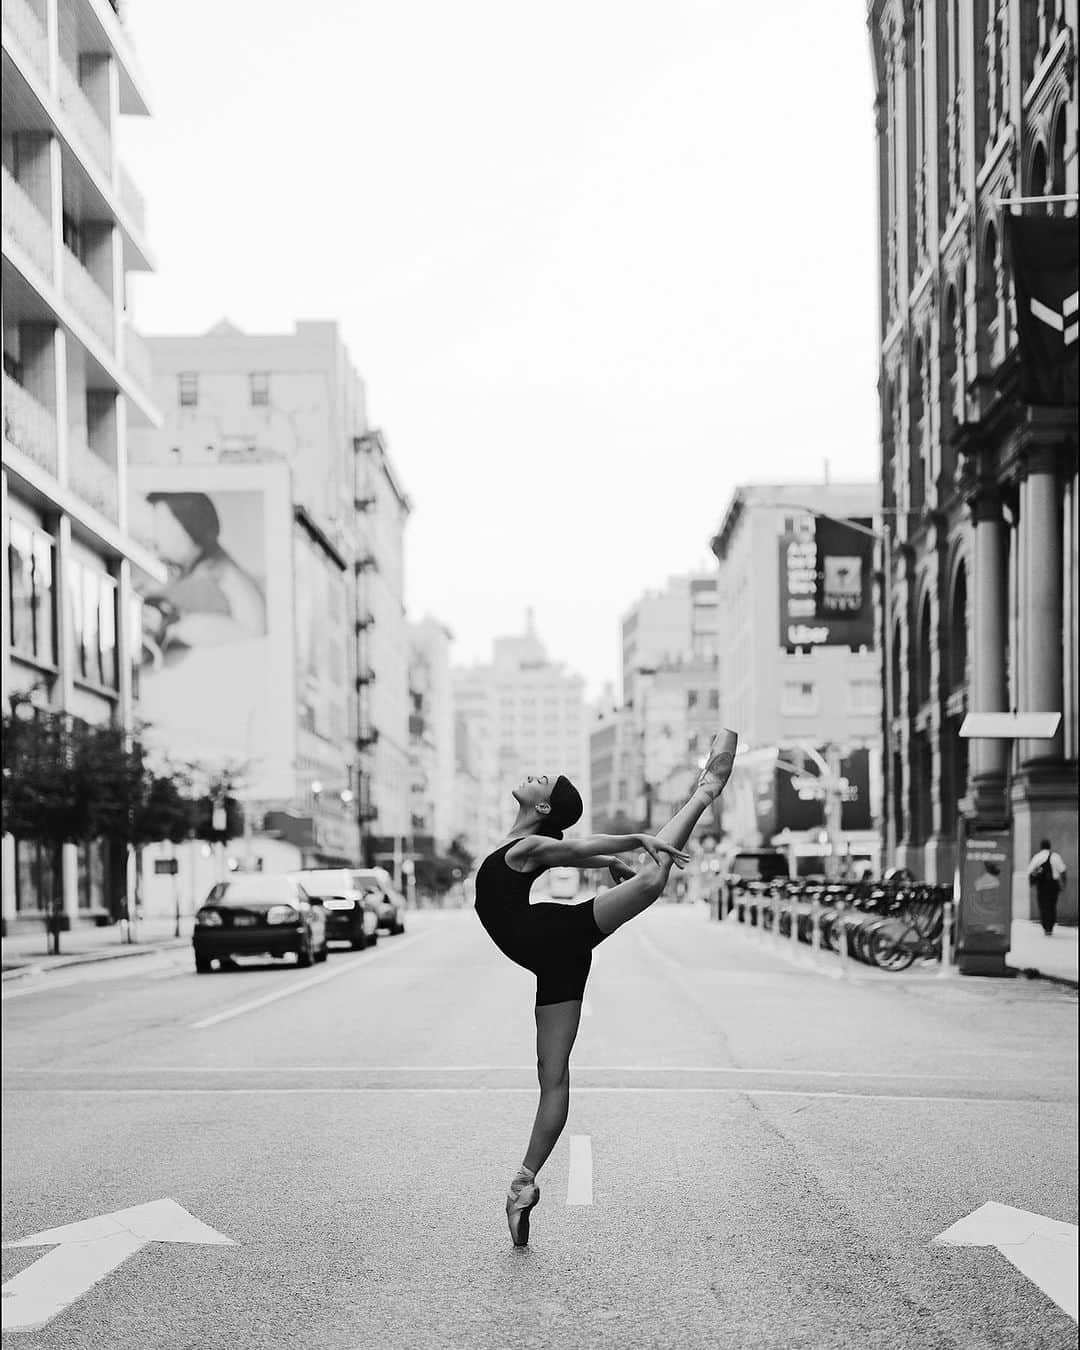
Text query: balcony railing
118 165 147 236
0 165 54 281
122 321 153 393
69 434 118 523
2 0 51 88
3 373 58 477
58 59 112 180
62 247 115 351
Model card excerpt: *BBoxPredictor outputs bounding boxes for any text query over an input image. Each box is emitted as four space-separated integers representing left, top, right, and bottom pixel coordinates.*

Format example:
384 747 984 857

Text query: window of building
782 680 818 715
708 689 720 711
68 560 118 690
15 838 61 913
849 680 880 714
250 372 270 406
687 690 699 710
178 372 198 407
8 520 56 666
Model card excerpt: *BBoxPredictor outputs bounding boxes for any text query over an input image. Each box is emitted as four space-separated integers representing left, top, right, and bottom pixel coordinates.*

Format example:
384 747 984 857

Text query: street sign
1 1198 234 1332
959 712 1061 739
932 1202 1078 1322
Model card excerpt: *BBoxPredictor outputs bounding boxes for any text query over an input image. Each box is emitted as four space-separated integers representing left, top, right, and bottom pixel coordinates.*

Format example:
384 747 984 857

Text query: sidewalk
1 916 193 979
1005 919 1078 987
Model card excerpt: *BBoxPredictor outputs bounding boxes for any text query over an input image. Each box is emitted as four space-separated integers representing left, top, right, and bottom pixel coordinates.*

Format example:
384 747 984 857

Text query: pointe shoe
697 729 739 798
506 1174 540 1247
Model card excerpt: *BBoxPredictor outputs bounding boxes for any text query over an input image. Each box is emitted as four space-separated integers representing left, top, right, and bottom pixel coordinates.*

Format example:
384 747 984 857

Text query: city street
2 903 1077 1350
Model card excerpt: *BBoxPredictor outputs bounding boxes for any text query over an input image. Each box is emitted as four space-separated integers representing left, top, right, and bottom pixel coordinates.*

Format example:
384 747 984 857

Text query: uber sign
778 515 875 653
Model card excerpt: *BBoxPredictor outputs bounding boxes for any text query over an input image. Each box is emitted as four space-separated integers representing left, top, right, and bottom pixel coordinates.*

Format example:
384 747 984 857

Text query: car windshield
206 877 299 906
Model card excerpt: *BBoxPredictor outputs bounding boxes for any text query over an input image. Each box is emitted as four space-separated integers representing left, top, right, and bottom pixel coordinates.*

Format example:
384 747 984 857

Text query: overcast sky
123 0 880 700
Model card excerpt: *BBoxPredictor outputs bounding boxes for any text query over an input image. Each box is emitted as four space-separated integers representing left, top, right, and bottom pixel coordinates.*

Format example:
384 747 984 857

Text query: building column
1018 452 1064 765
1011 447 1077 923
965 486 1009 823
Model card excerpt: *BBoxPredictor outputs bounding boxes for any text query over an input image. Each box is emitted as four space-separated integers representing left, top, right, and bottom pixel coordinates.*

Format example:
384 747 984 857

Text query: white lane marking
6 1088 1068 1105
932 1202 1078 1322
190 929 437 1029
0 1063 1053 1082
1 1199 233 1333
566 1135 593 1206
581 998 593 1018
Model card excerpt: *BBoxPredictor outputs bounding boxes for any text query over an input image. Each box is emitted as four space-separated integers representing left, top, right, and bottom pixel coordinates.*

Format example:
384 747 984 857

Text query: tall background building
710 482 882 870
868 1 1078 915
2 0 163 930
453 614 590 858
610 573 721 841
127 320 411 904
406 616 455 853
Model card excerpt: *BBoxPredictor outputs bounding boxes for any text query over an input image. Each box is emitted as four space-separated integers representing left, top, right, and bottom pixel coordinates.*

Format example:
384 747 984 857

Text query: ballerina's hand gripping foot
473 728 739 1247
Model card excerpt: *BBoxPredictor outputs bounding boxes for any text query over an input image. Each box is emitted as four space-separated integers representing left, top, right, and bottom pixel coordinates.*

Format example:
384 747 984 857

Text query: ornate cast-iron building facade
868 1 1078 919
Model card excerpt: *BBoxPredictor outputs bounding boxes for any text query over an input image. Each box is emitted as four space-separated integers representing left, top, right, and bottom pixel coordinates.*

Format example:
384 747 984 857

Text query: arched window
1028 141 1048 199
940 286 960 482
910 338 927 509
917 597 933 706
1050 112 1068 208
949 562 968 689
978 223 1000 367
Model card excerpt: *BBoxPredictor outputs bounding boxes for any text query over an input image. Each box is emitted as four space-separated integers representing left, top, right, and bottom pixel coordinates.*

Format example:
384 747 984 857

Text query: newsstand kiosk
955 712 1061 977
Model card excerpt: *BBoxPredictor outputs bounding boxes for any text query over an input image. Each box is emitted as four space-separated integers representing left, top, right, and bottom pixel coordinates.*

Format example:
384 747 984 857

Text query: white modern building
620 572 718 708
2 0 164 930
453 614 591 857
127 320 412 906
710 482 883 867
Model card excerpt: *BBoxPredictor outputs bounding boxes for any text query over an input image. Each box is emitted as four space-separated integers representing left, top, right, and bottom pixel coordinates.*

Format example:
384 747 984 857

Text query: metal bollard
810 896 821 960
771 893 781 950
938 899 955 978
790 893 800 956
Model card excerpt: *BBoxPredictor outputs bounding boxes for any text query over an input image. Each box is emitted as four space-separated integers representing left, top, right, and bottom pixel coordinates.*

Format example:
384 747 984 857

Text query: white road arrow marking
932 1202 1078 1321
1 1198 234 1332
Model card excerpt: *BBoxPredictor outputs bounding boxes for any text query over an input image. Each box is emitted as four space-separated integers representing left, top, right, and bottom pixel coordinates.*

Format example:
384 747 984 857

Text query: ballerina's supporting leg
521 999 582 1175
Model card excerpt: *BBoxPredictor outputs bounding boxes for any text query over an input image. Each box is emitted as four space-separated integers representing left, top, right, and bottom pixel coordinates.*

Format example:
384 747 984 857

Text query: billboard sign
778 515 875 652
128 464 296 802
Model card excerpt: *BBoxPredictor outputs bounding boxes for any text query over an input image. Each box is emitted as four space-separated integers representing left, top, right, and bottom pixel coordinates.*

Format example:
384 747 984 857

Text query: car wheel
194 952 213 974
315 938 329 963
296 939 314 968
350 923 366 951
393 920 406 935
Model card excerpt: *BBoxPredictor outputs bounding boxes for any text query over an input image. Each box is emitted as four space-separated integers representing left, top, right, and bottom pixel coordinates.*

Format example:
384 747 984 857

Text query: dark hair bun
549 776 583 832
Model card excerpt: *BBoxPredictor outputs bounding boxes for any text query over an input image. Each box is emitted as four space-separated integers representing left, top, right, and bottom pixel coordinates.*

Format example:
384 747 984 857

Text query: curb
1008 964 1080 991
1 937 189 982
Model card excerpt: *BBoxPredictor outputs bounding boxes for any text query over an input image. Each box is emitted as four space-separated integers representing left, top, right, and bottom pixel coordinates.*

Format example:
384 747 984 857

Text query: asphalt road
2 902 1077 1350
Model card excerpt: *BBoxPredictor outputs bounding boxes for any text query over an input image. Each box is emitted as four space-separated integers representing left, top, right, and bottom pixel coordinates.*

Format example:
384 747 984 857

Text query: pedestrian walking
1028 838 1067 935
474 728 738 1246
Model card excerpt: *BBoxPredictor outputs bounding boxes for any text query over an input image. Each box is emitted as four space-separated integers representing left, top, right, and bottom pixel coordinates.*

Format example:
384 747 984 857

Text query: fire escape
353 435 380 860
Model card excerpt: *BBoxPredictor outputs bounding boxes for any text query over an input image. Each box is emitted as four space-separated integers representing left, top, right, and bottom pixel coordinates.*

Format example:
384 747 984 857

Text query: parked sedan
193 875 329 973
290 872 380 950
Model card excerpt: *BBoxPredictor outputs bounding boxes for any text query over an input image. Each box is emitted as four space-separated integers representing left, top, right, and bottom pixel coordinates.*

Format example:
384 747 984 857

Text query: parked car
545 867 581 901
193 875 328 973
351 868 407 934
290 871 379 950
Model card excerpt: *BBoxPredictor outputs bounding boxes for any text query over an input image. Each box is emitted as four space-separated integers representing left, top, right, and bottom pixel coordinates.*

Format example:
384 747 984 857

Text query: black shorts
492 896 608 1006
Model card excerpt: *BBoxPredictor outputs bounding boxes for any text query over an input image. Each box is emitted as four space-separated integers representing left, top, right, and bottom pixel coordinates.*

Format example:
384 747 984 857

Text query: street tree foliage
0 706 241 850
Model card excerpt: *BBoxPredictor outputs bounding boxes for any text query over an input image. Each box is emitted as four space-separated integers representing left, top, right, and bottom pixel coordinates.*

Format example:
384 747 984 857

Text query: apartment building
127 320 412 897
453 615 590 857
620 572 718 709
407 616 455 853
2 0 163 930
868 1 1078 912
710 482 882 864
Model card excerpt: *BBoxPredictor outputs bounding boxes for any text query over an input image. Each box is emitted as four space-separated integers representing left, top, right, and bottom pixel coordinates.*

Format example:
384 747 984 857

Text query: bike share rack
712 876 957 976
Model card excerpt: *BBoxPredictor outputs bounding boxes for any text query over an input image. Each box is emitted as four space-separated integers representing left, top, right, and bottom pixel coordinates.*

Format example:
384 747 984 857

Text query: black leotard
474 841 608 1006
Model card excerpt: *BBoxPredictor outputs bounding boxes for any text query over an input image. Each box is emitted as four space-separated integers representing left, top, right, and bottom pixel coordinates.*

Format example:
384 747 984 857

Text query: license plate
232 914 258 927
